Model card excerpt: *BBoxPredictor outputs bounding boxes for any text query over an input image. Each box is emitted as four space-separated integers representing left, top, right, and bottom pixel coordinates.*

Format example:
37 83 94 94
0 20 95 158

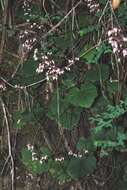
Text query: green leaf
81 47 97 64
50 161 71 183
21 148 32 162
80 43 111 64
21 148 49 174
67 156 96 179
65 87 79 106
79 25 99 37
21 111 35 123
47 93 81 130
62 79 75 89
40 147 52 157
66 83 97 108
91 96 110 113
76 136 95 151
59 106 81 129
47 93 68 120
85 64 109 82
117 132 127 146
30 160 48 174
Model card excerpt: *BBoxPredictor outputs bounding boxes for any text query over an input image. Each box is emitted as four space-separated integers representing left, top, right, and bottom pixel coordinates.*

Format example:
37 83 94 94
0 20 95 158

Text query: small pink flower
123 49 127 57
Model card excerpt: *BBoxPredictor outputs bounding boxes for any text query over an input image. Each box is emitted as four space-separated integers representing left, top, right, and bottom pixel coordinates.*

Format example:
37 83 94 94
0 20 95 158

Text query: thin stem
0 97 15 190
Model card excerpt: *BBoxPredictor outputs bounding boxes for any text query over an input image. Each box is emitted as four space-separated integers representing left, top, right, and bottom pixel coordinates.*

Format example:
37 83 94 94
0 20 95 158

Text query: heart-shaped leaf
66 83 97 108
47 93 81 130
67 156 96 179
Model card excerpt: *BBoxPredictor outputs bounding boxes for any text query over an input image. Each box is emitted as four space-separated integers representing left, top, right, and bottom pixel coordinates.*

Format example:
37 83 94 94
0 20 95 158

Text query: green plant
90 98 127 153
1 0 127 189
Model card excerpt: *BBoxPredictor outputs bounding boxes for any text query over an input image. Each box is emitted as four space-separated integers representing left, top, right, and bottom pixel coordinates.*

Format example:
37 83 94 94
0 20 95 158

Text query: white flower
85 150 89 154
68 150 73 155
73 153 78 157
40 155 48 161
55 157 64 162
75 57 79 61
123 49 127 57
113 27 118 33
78 154 83 158
27 144 34 151
123 37 127 42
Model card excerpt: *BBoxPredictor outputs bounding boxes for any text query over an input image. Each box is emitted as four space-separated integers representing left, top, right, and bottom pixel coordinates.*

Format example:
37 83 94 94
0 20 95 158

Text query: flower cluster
39 155 48 164
26 144 49 164
14 84 25 89
18 0 44 59
27 144 38 161
68 150 85 158
84 0 100 13
18 1 36 58
54 150 84 162
36 54 64 80
107 27 127 59
55 157 65 162
19 0 80 81
22 0 32 23
19 30 37 58
26 144 86 166
36 53 79 80
33 48 38 61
